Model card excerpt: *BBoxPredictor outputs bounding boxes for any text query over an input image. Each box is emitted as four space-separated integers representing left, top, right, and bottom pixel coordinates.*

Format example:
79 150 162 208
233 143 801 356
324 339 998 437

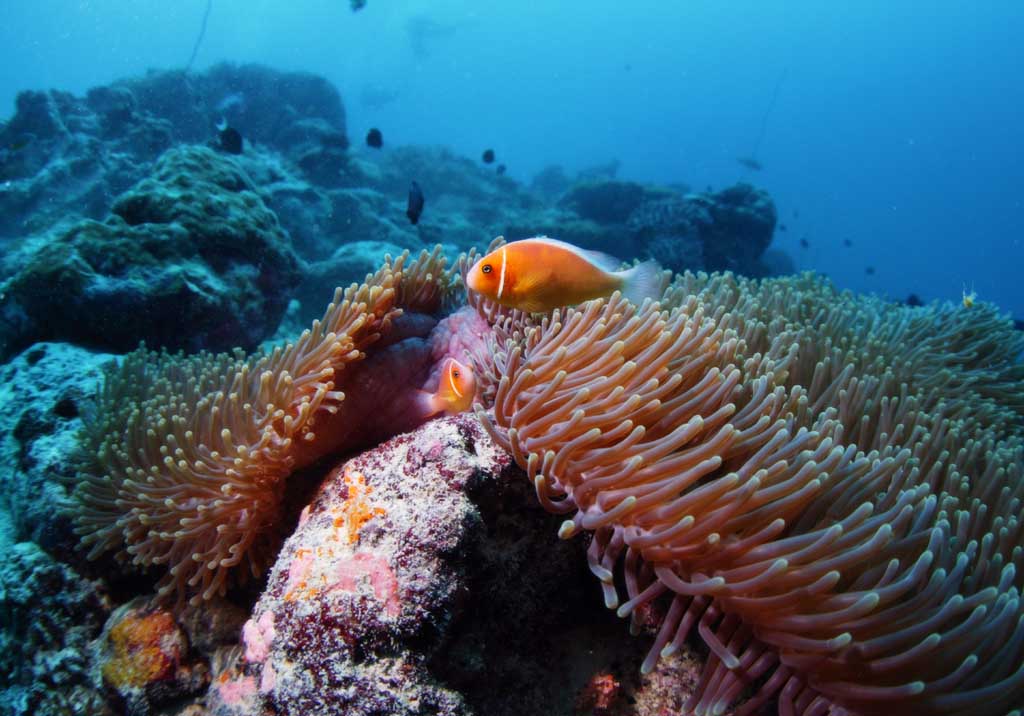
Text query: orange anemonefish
415 357 477 418
465 237 662 313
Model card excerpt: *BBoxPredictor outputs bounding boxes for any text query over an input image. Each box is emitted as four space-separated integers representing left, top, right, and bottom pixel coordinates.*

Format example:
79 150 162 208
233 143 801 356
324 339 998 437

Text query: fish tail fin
619 260 666 307
413 390 443 420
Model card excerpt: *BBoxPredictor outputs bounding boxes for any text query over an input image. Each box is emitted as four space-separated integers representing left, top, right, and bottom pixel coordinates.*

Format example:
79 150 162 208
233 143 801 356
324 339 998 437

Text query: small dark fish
737 157 762 171
905 293 923 307
496 164 506 176
482 149 495 164
6 137 31 152
778 223 787 232
799 238 809 249
350 0 367 11
1014 318 1024 331
219 126 243 154
843 238 852 247
793 209 800 219
366 128 383 149
406 181 424 225
865 266 876 275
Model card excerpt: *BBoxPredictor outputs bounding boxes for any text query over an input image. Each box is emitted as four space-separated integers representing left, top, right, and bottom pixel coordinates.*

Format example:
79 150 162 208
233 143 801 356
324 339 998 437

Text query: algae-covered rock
0 62 349 238
97 598 209 714
0 145 300 359
0 541 110 716
559 180 669 225
291 239 408 325
694 182 776 273
626 183 778 275
0 342 110 553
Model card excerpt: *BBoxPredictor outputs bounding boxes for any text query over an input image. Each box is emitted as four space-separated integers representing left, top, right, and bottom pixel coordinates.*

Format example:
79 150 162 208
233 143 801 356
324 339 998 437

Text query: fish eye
481 264 493 274
453 370 460 378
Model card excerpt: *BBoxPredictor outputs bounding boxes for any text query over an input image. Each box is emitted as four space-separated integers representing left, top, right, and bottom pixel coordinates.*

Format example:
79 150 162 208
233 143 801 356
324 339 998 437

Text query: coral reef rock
0 63 347 238
0 342 110 553
0 540 110 716
560 179 665 226
98 597 210 714
628 182 778 275
0 145 300 359
209 413 694 716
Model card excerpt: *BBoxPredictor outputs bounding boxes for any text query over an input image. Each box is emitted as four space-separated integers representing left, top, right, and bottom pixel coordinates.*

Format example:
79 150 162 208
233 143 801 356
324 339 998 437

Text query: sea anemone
477 271 1024 715
73 248 454 606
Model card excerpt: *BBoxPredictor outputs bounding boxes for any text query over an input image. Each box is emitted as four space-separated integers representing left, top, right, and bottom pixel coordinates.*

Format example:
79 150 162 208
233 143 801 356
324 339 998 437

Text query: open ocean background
3 0 1022 319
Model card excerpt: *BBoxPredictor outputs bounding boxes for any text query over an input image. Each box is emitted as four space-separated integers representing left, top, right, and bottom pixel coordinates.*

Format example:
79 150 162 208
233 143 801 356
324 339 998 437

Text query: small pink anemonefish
415 357 477 418
465 237 662 313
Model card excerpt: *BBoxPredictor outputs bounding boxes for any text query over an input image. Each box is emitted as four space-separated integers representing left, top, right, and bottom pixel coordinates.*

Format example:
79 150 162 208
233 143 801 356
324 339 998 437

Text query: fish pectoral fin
508 273 549 313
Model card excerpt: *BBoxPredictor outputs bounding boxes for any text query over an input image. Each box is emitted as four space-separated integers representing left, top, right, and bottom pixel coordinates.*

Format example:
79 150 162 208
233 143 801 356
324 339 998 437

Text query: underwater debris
481 148 495 164
406 180 424 224
496 163 506 176
366 127 383 148
843 237 853 247
740 67 787 175
778 222 787 231
185 0 213 72
799 237 809 248
865 264 876 274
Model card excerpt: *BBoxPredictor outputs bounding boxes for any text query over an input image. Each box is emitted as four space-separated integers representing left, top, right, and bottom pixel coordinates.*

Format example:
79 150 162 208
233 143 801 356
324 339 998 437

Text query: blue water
3 0 1022 318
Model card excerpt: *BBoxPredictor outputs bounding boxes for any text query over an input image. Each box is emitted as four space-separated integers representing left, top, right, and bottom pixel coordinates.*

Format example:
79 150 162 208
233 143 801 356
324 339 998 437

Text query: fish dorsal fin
525 236 622 273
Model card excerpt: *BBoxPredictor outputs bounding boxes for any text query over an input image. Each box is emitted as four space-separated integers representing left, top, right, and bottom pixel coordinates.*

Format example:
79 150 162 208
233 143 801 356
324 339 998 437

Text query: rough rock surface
96 597 211 714
560 180 669 226
0 63 347 239
0 342 110 553
204 414 704 716
692 183 777 273
627 182 778 275
0 540 111 716
0 145 301 359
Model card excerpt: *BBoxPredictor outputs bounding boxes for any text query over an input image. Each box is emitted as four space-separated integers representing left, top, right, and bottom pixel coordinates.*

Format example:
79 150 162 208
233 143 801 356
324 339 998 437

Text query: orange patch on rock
332 468 386 544
283 466 388 603
102 609 182 690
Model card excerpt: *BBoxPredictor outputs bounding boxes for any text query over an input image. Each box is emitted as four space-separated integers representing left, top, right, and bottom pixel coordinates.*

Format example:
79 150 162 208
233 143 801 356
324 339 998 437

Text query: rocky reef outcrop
558 179 779 276
0 145 300 360
1 63 787 348
201 415 703 716
0 540 111 716
0 342 110 553
0 63 347 238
